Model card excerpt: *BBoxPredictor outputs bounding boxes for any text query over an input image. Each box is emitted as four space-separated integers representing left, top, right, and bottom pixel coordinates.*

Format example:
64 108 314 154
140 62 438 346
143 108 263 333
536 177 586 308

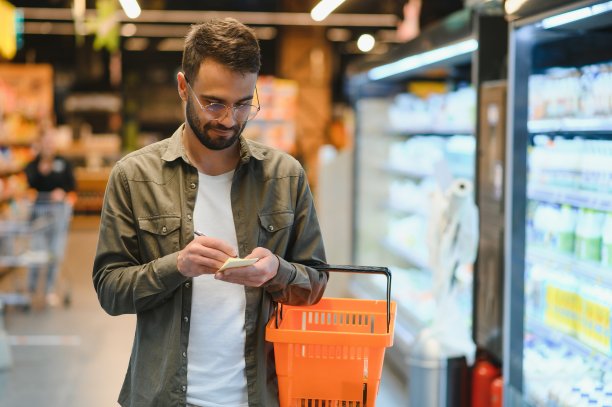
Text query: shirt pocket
137 215 181 261
257 210 294 254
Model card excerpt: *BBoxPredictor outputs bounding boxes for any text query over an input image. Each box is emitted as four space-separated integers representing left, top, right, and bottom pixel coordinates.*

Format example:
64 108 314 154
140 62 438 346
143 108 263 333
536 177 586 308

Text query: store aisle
0 216 134 407
0 216 406 406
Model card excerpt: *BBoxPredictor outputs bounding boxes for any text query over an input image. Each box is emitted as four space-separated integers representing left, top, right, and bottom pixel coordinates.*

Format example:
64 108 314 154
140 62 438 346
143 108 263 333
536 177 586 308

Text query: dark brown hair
182 18 261 83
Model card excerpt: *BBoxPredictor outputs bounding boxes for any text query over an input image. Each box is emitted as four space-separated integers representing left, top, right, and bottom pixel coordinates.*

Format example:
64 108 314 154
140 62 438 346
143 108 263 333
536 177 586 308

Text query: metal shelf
384 202 428 217
387 129 474 137
528 184 612 212
382 165 432 180
526 246 612 288
526 318 610 360
347 271 431 350
381 238 430 271
528 118 612 134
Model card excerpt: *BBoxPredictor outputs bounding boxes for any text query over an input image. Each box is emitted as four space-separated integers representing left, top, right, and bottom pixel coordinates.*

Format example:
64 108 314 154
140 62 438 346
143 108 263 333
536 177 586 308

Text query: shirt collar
162 123 265 164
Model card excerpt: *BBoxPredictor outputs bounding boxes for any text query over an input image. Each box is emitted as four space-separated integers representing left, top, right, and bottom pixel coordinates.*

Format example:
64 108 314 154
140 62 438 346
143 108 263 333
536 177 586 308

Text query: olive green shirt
93 125 328 407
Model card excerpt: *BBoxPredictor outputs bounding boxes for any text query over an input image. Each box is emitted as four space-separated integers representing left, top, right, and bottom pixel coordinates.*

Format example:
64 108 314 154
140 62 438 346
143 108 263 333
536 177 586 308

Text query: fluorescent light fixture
357 34 375 52
311 0 346 22
367 38 478 80
119 0 141 19
541 0 612 29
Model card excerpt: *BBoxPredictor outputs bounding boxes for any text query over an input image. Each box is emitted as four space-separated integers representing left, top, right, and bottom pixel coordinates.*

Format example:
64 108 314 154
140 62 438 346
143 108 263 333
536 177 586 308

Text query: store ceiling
14 1 464 49
14 0 402 14
7 0 464 104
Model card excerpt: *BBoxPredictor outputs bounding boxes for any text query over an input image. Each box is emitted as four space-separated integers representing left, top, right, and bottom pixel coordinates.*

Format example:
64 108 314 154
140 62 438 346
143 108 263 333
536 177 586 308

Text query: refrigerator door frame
503 0 612 404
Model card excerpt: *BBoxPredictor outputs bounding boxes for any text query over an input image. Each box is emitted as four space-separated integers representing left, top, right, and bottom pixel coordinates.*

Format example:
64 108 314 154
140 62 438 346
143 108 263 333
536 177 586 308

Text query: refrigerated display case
504 1 612 405
346 7 507 374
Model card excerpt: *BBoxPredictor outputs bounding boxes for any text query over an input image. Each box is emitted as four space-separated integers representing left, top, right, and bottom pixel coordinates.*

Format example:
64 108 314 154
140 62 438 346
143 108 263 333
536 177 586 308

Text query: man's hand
177 235 237 277
214 247 279 287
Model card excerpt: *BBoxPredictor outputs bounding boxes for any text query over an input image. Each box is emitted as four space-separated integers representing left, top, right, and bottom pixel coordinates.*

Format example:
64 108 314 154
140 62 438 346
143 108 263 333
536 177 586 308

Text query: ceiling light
540 1 612 29
504 0 528 15
367 38 478 80
311 0 346 22
357 34 375 52
119 0 141 19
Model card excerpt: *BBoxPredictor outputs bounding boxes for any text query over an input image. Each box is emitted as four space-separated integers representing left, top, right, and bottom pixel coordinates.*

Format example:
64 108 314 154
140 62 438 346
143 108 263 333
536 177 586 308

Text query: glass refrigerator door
353 85 477 348
504 2 612 406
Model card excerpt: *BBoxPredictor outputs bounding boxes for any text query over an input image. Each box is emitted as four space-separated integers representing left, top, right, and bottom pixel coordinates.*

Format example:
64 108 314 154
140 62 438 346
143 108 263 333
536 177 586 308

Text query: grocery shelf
528 184 612 212
347 270 432 353
0 166 23 177
382 165 432 180
381 238 430 271
387 129 474 137
528 118 612 133
526 318 609 360
526 246 612 288
384 202 428 217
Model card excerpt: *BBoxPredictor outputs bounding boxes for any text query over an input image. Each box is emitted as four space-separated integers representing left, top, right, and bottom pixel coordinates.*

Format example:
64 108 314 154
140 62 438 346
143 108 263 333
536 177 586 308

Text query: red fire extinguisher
472 359 500 407
490 376 503 407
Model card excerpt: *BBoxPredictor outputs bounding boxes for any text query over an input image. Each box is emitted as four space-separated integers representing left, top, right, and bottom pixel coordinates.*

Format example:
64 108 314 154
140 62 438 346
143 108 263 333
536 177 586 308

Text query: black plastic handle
275 264 393 333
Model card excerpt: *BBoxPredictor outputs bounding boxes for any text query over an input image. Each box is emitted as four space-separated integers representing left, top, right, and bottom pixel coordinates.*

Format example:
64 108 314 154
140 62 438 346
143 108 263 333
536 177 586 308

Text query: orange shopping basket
266 265 397 407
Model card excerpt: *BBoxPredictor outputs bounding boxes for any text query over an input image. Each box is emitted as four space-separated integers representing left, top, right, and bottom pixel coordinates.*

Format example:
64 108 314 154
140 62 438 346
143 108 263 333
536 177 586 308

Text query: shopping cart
266 265 396 407
0 198 73 309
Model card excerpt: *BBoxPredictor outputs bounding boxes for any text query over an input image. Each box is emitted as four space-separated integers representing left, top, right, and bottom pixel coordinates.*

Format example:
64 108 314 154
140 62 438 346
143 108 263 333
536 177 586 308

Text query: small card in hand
218 257 259 272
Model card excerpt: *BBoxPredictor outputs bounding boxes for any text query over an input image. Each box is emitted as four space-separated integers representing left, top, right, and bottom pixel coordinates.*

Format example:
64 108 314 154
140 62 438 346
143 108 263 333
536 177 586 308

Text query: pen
194 230 239 258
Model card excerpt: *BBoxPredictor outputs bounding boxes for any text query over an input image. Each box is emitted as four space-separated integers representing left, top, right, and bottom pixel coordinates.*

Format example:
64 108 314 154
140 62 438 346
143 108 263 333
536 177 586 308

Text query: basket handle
275 264 392 333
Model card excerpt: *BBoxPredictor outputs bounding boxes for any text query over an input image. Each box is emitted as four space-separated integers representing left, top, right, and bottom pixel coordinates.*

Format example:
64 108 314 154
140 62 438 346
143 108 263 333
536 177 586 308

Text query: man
93 18 328 407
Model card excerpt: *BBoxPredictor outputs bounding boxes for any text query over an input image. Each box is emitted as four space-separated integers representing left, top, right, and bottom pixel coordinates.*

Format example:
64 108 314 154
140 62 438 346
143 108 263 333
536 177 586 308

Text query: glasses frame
185 81 261 123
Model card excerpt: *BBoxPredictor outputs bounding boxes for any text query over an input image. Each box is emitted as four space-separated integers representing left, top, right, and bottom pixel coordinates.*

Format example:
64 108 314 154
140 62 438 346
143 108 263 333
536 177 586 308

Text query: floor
0 216 407 406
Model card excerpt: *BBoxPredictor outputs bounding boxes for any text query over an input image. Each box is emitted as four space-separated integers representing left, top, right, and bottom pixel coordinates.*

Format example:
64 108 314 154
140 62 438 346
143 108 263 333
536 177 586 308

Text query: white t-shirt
187 169 248 407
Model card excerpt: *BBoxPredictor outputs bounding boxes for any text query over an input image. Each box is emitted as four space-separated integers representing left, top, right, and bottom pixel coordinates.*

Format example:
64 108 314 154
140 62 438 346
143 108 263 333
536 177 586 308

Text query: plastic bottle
575 209 604 262
602 212 612 267
557 205 577 254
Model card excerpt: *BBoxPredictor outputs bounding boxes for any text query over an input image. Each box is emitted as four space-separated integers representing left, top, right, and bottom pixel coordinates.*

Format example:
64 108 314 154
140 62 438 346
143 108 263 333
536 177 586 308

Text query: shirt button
190 183 196 189
162 226 167 233
184 316 189 323
268 225 275 231
187 214 192 220
184 282 190 288
181 385 186 392
182 351 187 358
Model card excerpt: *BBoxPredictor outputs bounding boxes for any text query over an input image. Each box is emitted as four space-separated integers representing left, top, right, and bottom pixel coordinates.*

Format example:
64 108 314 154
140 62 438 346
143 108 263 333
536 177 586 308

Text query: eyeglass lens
187 82 259 122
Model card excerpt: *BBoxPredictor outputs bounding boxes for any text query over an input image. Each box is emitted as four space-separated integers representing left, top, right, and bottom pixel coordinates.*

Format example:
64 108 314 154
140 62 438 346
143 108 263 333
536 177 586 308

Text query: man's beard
186 98 245 151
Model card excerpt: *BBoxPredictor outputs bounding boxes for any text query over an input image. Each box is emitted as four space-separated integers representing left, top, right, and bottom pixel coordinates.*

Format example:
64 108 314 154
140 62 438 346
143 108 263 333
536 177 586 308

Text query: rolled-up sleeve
263 168 328 305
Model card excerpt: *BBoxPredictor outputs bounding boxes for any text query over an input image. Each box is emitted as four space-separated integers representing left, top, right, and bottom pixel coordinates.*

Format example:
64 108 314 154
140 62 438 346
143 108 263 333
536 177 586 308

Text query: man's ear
177 72 188 102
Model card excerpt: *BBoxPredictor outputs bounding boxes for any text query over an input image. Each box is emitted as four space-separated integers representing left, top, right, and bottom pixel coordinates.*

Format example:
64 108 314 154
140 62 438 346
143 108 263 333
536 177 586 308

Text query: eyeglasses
186 82 260 122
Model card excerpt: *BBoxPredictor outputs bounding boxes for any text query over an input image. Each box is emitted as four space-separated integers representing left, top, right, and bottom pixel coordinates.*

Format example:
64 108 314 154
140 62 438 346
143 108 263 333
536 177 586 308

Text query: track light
311 0 346 22
118 0 141 19
368 38 478 80
540 0 612 29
